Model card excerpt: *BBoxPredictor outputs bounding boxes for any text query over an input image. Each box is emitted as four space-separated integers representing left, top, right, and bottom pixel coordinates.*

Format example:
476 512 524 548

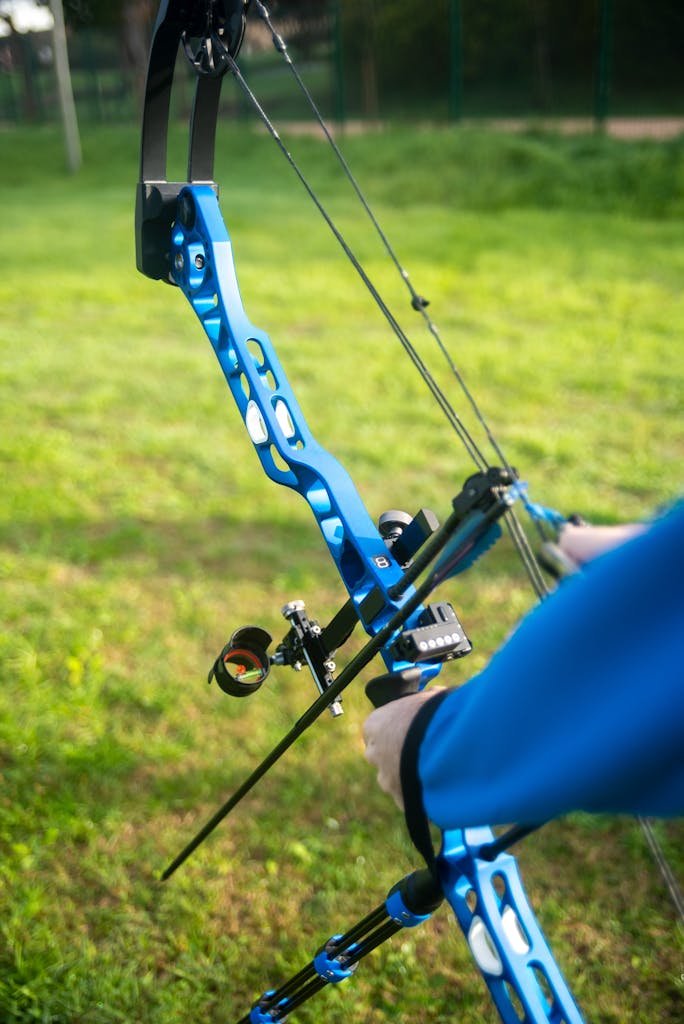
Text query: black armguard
399 688 453 873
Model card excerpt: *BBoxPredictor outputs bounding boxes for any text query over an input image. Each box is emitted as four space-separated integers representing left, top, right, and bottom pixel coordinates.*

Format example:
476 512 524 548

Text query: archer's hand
558 522 646 567
363 688 446 810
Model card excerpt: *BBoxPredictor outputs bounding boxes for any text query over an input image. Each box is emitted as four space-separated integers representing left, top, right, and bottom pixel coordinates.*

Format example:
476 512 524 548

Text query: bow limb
440 828 583 1022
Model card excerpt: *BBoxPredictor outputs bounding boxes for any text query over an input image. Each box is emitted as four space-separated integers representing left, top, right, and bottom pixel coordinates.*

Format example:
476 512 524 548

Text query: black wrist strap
399 689 452 875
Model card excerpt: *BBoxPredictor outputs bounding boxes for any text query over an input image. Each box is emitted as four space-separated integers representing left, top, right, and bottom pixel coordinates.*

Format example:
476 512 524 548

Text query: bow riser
171 184 441 678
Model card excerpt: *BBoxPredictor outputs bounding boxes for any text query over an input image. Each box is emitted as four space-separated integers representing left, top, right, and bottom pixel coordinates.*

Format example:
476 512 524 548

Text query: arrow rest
379 507 440 568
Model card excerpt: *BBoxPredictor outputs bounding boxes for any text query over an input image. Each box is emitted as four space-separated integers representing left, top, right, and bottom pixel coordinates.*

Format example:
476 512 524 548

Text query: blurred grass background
0 122 683 1023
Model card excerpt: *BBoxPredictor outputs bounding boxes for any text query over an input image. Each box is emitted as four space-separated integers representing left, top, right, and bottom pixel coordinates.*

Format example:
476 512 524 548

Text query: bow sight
207 489 496 718
208 625 272 697
168 467 514 884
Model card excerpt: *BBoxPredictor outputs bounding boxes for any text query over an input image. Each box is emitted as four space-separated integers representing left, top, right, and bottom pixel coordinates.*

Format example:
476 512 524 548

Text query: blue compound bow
135 2 587 1020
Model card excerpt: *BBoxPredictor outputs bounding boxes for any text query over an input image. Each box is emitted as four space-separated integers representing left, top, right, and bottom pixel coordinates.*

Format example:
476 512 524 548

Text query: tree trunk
121 0 155 109
531 0 553 111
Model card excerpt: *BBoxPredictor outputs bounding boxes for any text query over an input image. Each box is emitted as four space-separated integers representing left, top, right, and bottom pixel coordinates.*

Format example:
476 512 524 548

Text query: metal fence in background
0 1 682 130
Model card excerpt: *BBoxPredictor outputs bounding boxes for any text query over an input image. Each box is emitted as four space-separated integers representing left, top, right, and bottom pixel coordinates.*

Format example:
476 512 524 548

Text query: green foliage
64 0 128 30
0 123 682 1023
338 0 684 115
330 128 684 219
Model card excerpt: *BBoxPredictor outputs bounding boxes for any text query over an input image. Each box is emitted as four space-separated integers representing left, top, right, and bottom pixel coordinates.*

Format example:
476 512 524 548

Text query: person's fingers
362 688 447 811
559 522 646 565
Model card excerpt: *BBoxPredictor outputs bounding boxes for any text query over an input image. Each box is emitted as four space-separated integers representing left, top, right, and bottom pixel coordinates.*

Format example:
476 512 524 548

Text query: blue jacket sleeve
415 501 684 830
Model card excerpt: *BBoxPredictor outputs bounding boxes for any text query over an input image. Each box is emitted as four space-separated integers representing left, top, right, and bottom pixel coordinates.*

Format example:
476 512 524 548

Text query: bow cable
252 1 520 489
224 49 549 600
253 0 552 577
224 51 487 474
638 817 684 924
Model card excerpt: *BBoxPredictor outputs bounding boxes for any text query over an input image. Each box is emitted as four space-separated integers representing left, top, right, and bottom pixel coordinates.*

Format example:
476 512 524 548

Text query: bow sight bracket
135 0 250 281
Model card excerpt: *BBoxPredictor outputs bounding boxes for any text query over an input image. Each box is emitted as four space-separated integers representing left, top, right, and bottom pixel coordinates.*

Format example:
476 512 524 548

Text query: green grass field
0 122 683 1023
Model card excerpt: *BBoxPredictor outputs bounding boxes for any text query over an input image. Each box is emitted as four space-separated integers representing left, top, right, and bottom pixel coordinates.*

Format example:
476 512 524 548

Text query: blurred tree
0 7 41 119
121 0 154 101
64 0 154 103
335 0 682 118
265 0 332 60
611 0 683 100
47 0 682 121
63 0 120 29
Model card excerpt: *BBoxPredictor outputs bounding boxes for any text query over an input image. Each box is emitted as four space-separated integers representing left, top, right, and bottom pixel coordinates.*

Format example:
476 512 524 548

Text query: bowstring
252 1 518 480
224 53 487 473
638 817 684 927
224 48 549 600
251 1 550 598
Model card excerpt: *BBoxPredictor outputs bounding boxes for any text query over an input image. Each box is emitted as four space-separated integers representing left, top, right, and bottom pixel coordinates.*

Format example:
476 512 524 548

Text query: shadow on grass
1 513 326 580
